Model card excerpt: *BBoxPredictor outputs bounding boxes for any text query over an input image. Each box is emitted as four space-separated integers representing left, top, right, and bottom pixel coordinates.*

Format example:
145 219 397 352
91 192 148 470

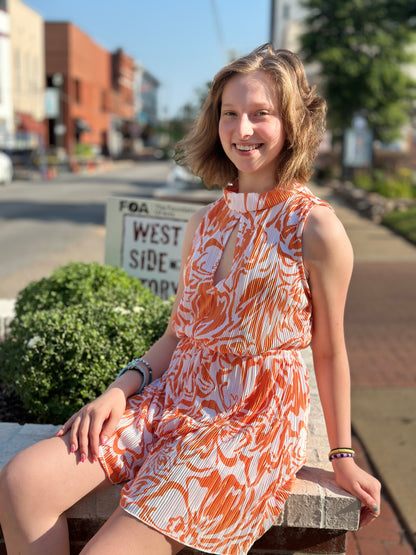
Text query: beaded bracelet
329 452 355 462
328 447 355 462
117 357 153 394
135 358 153 385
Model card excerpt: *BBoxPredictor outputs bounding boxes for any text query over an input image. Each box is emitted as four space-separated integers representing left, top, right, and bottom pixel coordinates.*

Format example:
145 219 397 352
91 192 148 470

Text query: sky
24 0 271 119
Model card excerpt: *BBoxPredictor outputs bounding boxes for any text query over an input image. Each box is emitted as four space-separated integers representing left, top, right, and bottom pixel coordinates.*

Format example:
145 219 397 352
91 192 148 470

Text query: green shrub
354 168 415 199
13 261 156 319
74 143 94 160
376 178 414 199
353 172 374 192
383 207 416 245
0 262 173 424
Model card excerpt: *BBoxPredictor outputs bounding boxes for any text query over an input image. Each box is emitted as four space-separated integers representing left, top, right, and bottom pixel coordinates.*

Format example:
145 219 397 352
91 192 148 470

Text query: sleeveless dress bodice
173 182 316 355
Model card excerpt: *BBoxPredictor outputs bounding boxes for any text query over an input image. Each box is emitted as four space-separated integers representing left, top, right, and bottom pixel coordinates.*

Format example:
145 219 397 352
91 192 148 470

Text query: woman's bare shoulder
303 204 353 266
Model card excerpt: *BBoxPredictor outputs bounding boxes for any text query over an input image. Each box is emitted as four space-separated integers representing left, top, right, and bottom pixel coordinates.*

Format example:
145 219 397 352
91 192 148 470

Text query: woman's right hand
56 386 127 462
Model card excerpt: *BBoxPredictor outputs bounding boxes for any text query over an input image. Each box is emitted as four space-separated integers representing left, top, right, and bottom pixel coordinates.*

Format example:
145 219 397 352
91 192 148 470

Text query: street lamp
52 73 66 150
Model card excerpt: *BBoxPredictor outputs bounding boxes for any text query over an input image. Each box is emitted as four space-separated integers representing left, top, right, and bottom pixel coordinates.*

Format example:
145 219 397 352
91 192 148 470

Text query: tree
300 0 416 143
161 82 211 147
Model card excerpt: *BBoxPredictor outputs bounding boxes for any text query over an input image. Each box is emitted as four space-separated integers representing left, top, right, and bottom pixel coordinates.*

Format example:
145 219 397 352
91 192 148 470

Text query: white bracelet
117 359 148 394
135 358 153 384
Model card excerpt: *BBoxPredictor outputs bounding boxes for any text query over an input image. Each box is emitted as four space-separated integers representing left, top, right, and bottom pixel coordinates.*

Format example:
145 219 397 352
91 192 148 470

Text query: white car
167 164 202 189
0 151 13 184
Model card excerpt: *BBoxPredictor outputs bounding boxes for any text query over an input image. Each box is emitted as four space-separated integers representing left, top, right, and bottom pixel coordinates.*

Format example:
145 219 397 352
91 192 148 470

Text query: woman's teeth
236 144 260 151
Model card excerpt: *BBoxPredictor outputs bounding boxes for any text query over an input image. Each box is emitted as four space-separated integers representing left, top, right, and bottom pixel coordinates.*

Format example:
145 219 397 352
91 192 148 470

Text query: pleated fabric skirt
99 337 309 555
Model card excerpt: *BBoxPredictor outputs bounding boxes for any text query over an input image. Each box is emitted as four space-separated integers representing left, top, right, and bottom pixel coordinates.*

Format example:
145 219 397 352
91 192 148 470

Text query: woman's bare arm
303 205 381 526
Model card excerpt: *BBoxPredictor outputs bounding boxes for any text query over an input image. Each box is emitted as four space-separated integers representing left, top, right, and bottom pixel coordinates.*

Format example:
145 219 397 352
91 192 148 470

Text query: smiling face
218 70 286 192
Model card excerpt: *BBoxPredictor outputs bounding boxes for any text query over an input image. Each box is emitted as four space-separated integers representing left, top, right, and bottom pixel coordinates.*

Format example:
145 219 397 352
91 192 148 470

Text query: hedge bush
0 262 173 424
382 206 416 245
353 168 416 199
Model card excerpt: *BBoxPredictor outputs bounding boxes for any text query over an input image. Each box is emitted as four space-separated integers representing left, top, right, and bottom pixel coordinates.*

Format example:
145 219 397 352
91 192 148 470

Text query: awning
16 112 46 136
75 118 91 133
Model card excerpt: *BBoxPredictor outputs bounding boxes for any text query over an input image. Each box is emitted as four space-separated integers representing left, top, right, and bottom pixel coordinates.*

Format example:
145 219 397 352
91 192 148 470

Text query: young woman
0 44 381 555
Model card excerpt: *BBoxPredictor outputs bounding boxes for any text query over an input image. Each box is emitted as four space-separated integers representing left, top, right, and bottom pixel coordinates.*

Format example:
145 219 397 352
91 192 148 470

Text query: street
0 160 172 298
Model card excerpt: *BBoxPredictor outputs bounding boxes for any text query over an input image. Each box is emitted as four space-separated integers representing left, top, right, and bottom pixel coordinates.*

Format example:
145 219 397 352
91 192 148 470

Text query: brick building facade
45 23 143 158
45 22 113 156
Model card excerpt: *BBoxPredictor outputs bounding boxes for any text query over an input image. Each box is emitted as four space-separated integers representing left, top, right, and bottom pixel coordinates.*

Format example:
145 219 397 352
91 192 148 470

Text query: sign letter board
105 196 204 299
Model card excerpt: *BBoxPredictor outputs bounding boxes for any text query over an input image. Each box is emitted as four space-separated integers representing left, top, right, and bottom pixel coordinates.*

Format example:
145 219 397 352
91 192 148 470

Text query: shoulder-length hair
175 43 326 189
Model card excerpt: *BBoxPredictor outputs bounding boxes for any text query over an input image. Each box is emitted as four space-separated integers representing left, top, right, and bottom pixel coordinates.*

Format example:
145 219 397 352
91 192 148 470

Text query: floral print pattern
99 183 330 554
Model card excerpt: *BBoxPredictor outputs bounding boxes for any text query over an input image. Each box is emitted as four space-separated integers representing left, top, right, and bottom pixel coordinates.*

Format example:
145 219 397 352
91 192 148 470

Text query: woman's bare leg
0 433 110 555
81 506 184 555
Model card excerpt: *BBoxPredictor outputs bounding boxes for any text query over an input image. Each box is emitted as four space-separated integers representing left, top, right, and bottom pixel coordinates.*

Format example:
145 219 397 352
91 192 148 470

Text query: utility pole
269 0 279 48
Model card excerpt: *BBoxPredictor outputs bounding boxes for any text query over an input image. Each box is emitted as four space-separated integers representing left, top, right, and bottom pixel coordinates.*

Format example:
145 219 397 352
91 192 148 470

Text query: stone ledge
0 348 360 553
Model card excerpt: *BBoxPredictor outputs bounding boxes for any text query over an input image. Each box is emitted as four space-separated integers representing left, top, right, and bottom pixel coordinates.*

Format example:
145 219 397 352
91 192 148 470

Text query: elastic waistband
178 335 303 359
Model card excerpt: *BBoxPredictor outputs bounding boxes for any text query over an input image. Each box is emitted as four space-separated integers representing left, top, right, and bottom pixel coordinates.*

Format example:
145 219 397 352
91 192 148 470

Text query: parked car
0 151 13 184
167 164 202 190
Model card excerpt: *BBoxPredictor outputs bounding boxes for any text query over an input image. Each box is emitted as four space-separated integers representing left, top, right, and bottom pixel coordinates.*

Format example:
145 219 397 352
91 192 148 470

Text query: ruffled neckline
223 181 295 213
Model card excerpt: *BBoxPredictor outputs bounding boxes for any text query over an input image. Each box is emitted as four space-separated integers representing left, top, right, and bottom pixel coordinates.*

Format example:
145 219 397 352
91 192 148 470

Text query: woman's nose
237 114 253 138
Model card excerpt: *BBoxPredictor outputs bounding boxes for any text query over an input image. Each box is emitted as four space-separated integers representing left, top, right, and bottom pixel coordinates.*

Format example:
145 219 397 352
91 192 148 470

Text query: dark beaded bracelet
329 452 355 462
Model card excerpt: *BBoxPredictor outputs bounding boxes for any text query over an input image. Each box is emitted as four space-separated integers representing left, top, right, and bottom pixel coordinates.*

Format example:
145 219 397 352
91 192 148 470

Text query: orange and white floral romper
99 183 330 555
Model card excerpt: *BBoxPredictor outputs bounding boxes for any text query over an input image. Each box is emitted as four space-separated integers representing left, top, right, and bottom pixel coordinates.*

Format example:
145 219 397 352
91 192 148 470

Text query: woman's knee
0 448 34 517
0 435 71 518
1 444 42 493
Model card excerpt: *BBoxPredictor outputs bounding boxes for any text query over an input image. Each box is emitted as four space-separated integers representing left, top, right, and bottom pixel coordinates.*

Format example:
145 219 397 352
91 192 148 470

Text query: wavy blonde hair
175 43 326 189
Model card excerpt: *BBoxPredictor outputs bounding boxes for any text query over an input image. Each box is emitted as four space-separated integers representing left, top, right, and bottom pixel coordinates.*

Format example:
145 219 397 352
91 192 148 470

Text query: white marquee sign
105 196 203 299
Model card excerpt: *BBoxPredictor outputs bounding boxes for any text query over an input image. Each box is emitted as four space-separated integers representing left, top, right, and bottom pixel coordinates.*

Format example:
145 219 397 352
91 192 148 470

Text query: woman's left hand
332 458 381 527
